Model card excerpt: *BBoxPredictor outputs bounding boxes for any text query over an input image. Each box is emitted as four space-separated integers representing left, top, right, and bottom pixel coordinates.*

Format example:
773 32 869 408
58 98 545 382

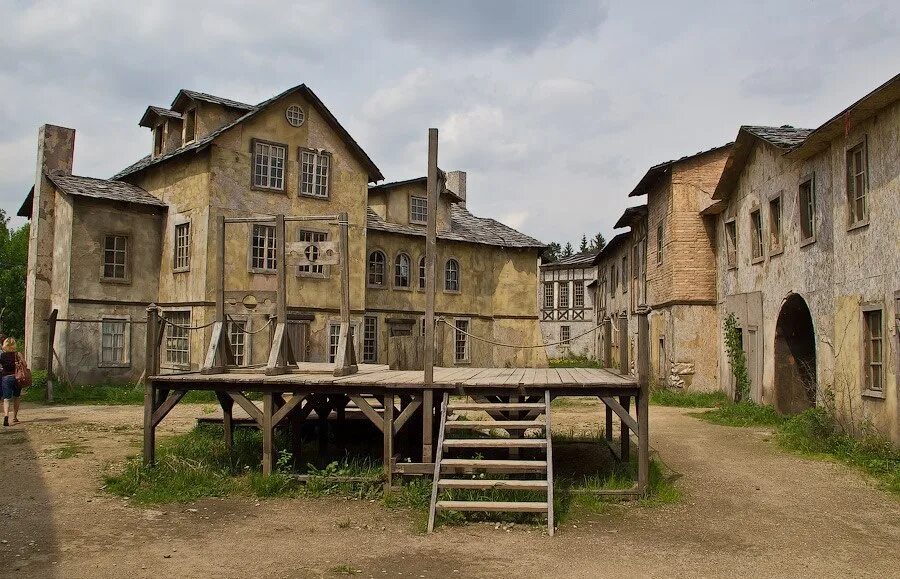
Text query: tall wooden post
262 392 274 475
216 214 225 322
383 393 395 489
45 308 57 403
618 314 629 374
636 310 650 494
333 211 357 376
422 128 439 462
603 317 612 368
143 304 161 466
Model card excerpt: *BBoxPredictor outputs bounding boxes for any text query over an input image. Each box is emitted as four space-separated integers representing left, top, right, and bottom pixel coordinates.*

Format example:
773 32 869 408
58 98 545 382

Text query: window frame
768 192 783 257
409 195 428 225
100 233 130 283
162 308 192 370
656 223 664 266
153 123 165 157
724 218 737 270
393 252 412 290
363 315 378 363
573 281 585 309
327 322 341 364
250 138 288 192
749 207 764 264
845 137 870 230
298 147 332 199
98 315 131 368
444 258 461 293
560 325 571 347
367 249 387 288
296 229 330 278
861 303 885 399
798 173 817 246
248 222 278 274
543 281 555 310
622 255 629 293
417 255 426 291
173 220 192 273
227 316 252 367
558 281 570 310
182 107 197 145
453 317 471 364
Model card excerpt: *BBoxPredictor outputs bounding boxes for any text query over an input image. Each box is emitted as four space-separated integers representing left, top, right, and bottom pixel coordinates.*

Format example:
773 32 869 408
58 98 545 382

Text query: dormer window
153 125 164 157
183 108 196 144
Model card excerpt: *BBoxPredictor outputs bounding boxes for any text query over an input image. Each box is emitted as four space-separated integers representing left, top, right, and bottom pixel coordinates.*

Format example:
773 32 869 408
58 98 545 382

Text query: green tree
0 209 29 338
590 232 606 252
562 242 574 258
579 234 588 253
541 241 561 263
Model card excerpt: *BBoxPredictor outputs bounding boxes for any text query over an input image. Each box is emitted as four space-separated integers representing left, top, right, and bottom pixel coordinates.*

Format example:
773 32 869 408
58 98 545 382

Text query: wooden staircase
427 391 554 535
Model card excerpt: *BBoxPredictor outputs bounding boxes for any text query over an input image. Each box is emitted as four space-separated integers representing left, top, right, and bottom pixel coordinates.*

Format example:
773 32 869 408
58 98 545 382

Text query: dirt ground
1 400 898 579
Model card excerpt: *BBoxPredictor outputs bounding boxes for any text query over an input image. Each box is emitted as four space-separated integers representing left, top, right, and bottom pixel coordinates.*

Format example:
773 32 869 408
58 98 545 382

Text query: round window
285 105 305 127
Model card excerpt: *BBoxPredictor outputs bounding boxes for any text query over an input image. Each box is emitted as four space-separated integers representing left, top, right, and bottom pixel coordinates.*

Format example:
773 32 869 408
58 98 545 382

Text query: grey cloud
739 65 826 105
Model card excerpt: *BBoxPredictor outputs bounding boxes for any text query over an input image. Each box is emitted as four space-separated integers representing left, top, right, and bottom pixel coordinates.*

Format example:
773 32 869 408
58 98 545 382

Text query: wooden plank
422 388 433 462
272 393 306 427
443 439 546 449
435 500 548 513
394 397 422 434
444 420 544 430
437 479 547 491
555 368 578 385
427 392 449 534
544 388 554 536
228 391 263 425
636 311 650 495
502 368 527 386
544 369 562 385
383 393 394 489
522 368 537 386
261 393 274 476
347 394 384 433
440 458 547 470
447 402 544 411
142 382 155 466
151 389 187 428
600 396 638 432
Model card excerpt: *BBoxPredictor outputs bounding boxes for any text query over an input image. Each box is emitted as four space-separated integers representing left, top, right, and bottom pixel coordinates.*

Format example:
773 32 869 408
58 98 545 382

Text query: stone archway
773 294 817 414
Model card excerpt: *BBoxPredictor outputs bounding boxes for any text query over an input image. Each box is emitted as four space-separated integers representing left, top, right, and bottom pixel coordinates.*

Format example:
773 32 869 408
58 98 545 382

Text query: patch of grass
694 401 786 427
25 375 220 406
650 389 729 408
48 441 87 459
549 356 603 368
330 564 361 576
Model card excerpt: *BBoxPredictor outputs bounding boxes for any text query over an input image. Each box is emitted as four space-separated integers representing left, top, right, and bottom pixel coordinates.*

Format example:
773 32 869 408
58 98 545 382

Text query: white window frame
418 255 426 290
174 221 191 272
252 139 286 191
163 308 192 370
453 318 471 364
99 316 130 368
558 281 570 310
543 282 554 310
299 148 331 198
249 223 278 273
573 281 585 308
409 195 428 225
560 325 571 346
182 107 196 145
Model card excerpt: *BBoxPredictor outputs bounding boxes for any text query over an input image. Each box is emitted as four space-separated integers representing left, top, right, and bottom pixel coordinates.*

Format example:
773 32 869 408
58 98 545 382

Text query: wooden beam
142 381 156 466
272 393 307 427
383 393 395 489
423 128 438 385
347 395 384 433
262 392 274 476
216 214 225 321
422 389 433 462
394 397 422 434
228 391 263 425
151 389 187 428
636 310 650 494
620 395 631 461
215 391 234 452
618 314 629 374
45 308 57 403
333 211 358 377
600 396 638 433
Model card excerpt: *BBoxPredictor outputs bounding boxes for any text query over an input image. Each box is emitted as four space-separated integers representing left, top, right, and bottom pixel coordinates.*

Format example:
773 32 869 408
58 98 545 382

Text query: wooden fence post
422 128 439 462
618 314 629 374
45 308 58 403
637 310 650 494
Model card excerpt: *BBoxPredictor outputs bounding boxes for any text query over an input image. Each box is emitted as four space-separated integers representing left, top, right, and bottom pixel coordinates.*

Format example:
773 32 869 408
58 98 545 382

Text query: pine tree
590 232 606 252
579 234 588 253
541 242 562 263
562 242 574 258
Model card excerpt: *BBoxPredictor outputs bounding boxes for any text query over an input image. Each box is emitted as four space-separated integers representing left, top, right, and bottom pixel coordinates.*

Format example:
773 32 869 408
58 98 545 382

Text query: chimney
24 124 75 369
445 170 466 206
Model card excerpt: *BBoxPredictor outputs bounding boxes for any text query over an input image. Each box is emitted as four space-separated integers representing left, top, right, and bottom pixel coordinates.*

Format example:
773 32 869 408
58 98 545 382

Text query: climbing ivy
723 313 750 402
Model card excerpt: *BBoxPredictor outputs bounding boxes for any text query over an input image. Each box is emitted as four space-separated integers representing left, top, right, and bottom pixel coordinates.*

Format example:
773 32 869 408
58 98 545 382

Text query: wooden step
445 420 544 430
440 459 547 472
438 479 548 491
448 402 545 411
443 438 546 449
435 500 549 513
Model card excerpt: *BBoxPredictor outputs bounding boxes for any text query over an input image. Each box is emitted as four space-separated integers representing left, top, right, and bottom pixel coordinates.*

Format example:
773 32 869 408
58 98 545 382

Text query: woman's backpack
15 353 32 389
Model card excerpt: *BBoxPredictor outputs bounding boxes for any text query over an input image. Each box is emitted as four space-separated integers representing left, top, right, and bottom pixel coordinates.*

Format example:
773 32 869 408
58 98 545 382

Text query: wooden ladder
427 390 555 536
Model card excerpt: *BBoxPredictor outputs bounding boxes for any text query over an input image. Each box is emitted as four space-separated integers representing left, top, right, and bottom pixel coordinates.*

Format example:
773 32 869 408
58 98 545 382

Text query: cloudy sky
1 0 898 245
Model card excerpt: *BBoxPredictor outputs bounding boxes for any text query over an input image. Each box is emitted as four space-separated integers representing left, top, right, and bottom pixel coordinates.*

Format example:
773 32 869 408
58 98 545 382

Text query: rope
226 316 274 335
439 318 604 349
163 319 218 331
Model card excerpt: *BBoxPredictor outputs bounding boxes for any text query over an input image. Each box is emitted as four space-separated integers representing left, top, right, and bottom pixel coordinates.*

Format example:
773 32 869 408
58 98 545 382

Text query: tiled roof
48 173 167 208
115 84 383 182
596 232 631 262
366 205 544 249
628 143 733 197
614 204 648 229
541 250 599 269
743 125 813 149
139 106 183 128
174 89 255 111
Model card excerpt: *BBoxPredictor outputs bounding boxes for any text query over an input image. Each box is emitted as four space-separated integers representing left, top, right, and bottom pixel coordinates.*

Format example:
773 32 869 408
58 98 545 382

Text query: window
297 230 328 276
183 108 196 144
454 319 470 363
418 256 426 290
543 282 554 309
656 224 663 265
610 265 618 295
153 125 164 157
100 318 128 366
725 219 737 268
300 149 330 198
445 259 460 292
560 325 571 346
409 196 428 224
394 253 411 288
102 235 128 280
164 310 190 368
368 250 386 286
253 140 286 191
658 336 666 379
174 222 191 271
846 141 868 227
574 282 585 308
420 317 426 337
769 196 783 254
750 209 763 261
250 224 277 272
228 319 248 366
622 256 629 293
363 316 378 363
328 323 340 363
558 282 570 310
799 176 816 243
285 104 305 127
863 308 883 393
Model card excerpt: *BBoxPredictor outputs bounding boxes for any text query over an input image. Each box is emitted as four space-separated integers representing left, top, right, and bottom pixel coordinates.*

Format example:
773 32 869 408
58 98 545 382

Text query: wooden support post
45 308 57 402
605 401 613 444
216 391 234 453
333 212 358 377
422 128 439 461
383 393 395 489
603 317 612 368
143 381 156 466
636 310 650 494
618 314 629 374
142 305 162 467
216 214 225 322
422 389 433 462
619 395 631 462
262 392 274 476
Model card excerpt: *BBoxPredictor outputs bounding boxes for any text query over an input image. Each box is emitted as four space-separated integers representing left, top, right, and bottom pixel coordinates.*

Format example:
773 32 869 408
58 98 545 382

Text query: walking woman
1 337 22 426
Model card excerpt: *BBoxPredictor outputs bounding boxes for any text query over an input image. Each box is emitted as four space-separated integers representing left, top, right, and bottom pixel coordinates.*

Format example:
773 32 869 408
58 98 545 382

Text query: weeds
549 356 604 368
695 401 785 427
48 441 87 459
650 389 729 408
25 372 221 406
330 564 361 575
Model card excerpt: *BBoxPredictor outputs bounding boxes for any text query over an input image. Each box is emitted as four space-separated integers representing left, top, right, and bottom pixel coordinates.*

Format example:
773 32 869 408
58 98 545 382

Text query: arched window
418 256 426 290
394 253 411 288
444 258 460 292
368 250 386 286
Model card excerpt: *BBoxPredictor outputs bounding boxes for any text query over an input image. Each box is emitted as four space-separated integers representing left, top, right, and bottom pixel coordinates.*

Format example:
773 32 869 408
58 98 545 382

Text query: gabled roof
18 173 167 218
368 174 464 202
614 204 648 229
712 125 812 201
116 84 384 182
366 204 544 249
787 73 900 161
138 106 183 128
595 232 631 263
171 89 255 113
541 249 599 270
628 143 732 198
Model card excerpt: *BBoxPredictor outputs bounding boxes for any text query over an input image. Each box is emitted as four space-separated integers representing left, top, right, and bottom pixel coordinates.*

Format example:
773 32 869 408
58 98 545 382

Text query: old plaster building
538 250 600 359
593 231 635 372
624 145 732 390
709 74 899 443
19 84 546 383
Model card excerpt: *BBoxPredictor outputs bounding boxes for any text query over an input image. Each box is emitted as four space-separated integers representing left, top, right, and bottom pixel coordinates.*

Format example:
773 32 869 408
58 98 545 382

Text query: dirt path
1 401 897 578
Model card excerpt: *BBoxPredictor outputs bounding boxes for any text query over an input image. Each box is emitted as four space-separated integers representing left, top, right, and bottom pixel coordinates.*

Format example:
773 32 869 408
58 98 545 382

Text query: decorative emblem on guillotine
286 240 341 266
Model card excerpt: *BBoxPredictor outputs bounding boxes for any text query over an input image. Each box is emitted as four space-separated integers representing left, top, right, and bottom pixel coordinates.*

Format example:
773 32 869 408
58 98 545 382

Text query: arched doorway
773 294 817 414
